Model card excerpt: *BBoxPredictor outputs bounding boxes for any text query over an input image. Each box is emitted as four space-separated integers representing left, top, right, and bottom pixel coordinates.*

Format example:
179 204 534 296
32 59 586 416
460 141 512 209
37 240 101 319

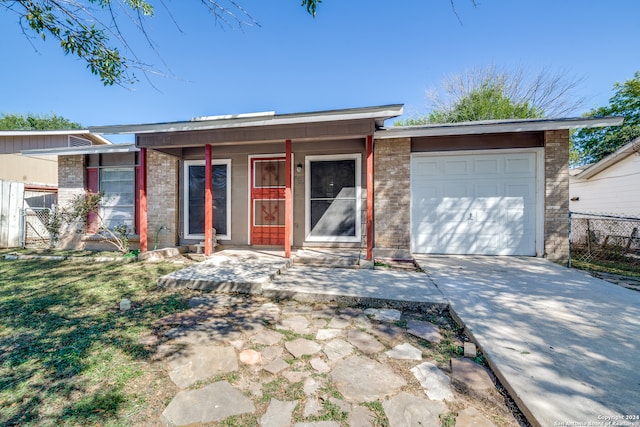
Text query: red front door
250 157 286 245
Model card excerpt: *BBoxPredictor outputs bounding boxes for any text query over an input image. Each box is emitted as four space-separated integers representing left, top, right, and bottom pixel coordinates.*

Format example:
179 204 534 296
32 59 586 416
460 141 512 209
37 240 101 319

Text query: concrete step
293 249 363 269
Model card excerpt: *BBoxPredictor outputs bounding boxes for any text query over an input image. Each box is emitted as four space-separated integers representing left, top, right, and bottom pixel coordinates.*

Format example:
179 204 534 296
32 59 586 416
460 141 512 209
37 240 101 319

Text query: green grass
571 257 640 278
0 258 187 426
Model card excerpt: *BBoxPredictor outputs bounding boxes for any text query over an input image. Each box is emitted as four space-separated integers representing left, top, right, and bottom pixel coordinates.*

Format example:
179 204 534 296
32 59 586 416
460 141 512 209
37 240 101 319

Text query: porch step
293 249 363 269
157 250 292 293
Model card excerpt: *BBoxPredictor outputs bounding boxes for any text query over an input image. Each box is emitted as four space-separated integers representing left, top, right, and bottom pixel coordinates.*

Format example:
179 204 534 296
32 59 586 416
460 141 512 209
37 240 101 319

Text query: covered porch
91 105 404 259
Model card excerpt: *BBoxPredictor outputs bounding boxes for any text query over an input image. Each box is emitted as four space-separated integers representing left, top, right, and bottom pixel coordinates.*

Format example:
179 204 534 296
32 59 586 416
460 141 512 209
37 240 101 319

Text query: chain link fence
20 207 54 249
570 212 640 271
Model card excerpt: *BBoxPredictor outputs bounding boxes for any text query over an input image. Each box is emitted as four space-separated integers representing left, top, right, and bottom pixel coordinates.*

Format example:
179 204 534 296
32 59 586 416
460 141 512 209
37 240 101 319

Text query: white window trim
305 153 361 243
183 159 232 241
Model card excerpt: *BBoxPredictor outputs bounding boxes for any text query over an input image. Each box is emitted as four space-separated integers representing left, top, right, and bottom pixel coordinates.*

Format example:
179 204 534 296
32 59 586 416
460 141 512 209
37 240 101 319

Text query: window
183 159 231 240
305 154 361 242
100 168 135 230
85 152 138 234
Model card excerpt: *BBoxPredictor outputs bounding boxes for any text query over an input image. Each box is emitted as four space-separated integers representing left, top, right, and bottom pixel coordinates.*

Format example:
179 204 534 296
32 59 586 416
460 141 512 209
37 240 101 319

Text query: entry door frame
247 153 294 246
304 153 362 243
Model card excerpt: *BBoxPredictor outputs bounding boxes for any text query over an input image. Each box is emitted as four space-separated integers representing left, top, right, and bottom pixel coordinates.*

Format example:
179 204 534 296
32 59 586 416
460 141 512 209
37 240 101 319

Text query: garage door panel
411 151 538 256
474 159 500 174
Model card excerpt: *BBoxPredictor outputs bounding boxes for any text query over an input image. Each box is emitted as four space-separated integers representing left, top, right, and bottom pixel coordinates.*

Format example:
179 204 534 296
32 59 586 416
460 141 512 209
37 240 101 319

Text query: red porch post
366 135 373 261
205 144 213 256
284 139 292 258
139 147 148 252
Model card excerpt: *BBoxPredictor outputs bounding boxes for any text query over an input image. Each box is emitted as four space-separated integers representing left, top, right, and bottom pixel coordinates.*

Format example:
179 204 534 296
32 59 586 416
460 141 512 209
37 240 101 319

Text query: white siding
570 153 640 217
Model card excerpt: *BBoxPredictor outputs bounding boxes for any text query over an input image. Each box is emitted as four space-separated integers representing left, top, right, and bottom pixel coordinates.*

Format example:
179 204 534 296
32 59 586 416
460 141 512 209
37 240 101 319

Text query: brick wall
145 150 179 249
544 129 570 263
373 138 411 255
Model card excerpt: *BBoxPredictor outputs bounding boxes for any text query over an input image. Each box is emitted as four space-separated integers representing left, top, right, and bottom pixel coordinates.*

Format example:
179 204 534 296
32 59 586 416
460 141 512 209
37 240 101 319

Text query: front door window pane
309 159 357 238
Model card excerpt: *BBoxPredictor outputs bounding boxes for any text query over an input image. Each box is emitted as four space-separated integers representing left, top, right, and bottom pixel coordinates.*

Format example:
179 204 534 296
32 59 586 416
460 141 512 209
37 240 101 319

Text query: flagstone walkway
148 294 520 427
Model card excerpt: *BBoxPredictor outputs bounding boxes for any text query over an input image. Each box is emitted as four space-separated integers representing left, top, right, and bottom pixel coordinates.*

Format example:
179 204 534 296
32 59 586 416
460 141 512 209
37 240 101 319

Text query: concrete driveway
415 255 640 427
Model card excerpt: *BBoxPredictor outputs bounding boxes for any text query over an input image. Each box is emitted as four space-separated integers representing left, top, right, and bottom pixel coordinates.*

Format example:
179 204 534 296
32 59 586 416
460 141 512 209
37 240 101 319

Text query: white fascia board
89 104 404 135
374 116 624 139
576 136 640 180
21 144 139 157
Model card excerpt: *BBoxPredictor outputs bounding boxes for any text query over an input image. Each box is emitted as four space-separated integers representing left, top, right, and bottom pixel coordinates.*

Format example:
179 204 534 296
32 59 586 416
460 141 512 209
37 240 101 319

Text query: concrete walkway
415 255 640 427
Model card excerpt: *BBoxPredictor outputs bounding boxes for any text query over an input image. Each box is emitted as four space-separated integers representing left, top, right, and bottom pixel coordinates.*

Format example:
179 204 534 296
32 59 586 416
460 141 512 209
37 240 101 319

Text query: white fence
0 180 25 248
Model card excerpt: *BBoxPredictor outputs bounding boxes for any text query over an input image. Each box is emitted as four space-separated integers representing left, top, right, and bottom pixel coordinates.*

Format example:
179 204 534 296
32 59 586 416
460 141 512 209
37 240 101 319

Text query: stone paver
363 308 402 322
252 329 284 346
451 358 495 394
464 342 477 358
285 338 322 358
385 343 422 360
327 316 351 329
456 407 497 427
161 381 255 426
406 319 443 343
315 328 342 340
304 398 322 417
280 315 311 334
310 357 330 373
330 355 406 402
349 405 375 427
264 358 290 374
368 323 405 347
261 399 297 427
410 361 454 401
261 346 283 362
322 338 354 361
166 345 238 389
239 349 262 365
346 329 384 354
382 392 447 427
303 377 320 395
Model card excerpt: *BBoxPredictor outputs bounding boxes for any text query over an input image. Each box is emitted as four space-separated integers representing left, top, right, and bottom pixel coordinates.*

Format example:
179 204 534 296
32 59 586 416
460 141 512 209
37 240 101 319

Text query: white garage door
411 151 539 255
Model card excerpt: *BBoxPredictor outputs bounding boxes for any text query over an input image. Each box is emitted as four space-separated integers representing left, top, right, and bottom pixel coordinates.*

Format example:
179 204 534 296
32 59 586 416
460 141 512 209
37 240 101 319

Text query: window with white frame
183 159 231 240
100 168 136 230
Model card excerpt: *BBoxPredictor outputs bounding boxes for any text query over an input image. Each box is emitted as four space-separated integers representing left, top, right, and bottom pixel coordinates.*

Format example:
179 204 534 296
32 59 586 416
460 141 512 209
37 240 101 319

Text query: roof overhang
374 116 624 139
88 104 404 135
0 129 111 145
21 144 138 157
574 136 640 180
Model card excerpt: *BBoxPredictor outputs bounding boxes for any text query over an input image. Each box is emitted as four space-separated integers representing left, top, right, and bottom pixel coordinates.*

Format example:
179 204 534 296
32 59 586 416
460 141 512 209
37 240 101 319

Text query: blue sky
1 0 639 142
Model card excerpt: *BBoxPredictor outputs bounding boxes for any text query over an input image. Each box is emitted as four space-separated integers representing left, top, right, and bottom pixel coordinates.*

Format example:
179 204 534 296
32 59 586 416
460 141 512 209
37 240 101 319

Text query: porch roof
88 104 404 135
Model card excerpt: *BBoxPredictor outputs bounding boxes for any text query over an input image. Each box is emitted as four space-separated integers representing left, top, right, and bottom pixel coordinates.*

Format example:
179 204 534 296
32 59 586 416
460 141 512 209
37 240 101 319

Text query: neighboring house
0 130 111 247
570 137 640 217
23 105 621 263
0 130 111 190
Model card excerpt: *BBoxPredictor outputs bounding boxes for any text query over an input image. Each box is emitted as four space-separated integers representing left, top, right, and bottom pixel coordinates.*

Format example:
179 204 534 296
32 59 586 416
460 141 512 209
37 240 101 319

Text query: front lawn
0 258 188 426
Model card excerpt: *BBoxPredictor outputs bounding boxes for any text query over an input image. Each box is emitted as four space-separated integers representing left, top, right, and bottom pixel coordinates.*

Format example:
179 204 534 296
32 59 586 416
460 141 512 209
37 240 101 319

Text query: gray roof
89 104 404 135
21 143 138 157
374 116 624 138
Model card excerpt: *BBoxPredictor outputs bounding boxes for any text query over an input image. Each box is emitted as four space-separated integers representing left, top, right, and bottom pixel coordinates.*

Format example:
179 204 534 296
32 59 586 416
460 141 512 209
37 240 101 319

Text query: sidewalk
415 255 640 427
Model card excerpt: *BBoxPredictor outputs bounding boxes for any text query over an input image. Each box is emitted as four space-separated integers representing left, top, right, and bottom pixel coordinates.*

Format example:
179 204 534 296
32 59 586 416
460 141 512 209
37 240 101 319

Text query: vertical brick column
146 150 179 249
57 155 86 249
544 129 570 263
374 137 411 256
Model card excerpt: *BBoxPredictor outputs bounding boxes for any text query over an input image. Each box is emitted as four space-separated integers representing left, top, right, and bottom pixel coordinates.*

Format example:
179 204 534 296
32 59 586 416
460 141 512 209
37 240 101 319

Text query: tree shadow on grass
0 259 188 426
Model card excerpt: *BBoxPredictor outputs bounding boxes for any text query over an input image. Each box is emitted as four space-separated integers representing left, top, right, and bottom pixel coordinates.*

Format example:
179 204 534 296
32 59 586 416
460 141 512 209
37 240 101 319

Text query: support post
139 147 148 252
285 139 292 258
366 135 374 261
205 144 213 256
